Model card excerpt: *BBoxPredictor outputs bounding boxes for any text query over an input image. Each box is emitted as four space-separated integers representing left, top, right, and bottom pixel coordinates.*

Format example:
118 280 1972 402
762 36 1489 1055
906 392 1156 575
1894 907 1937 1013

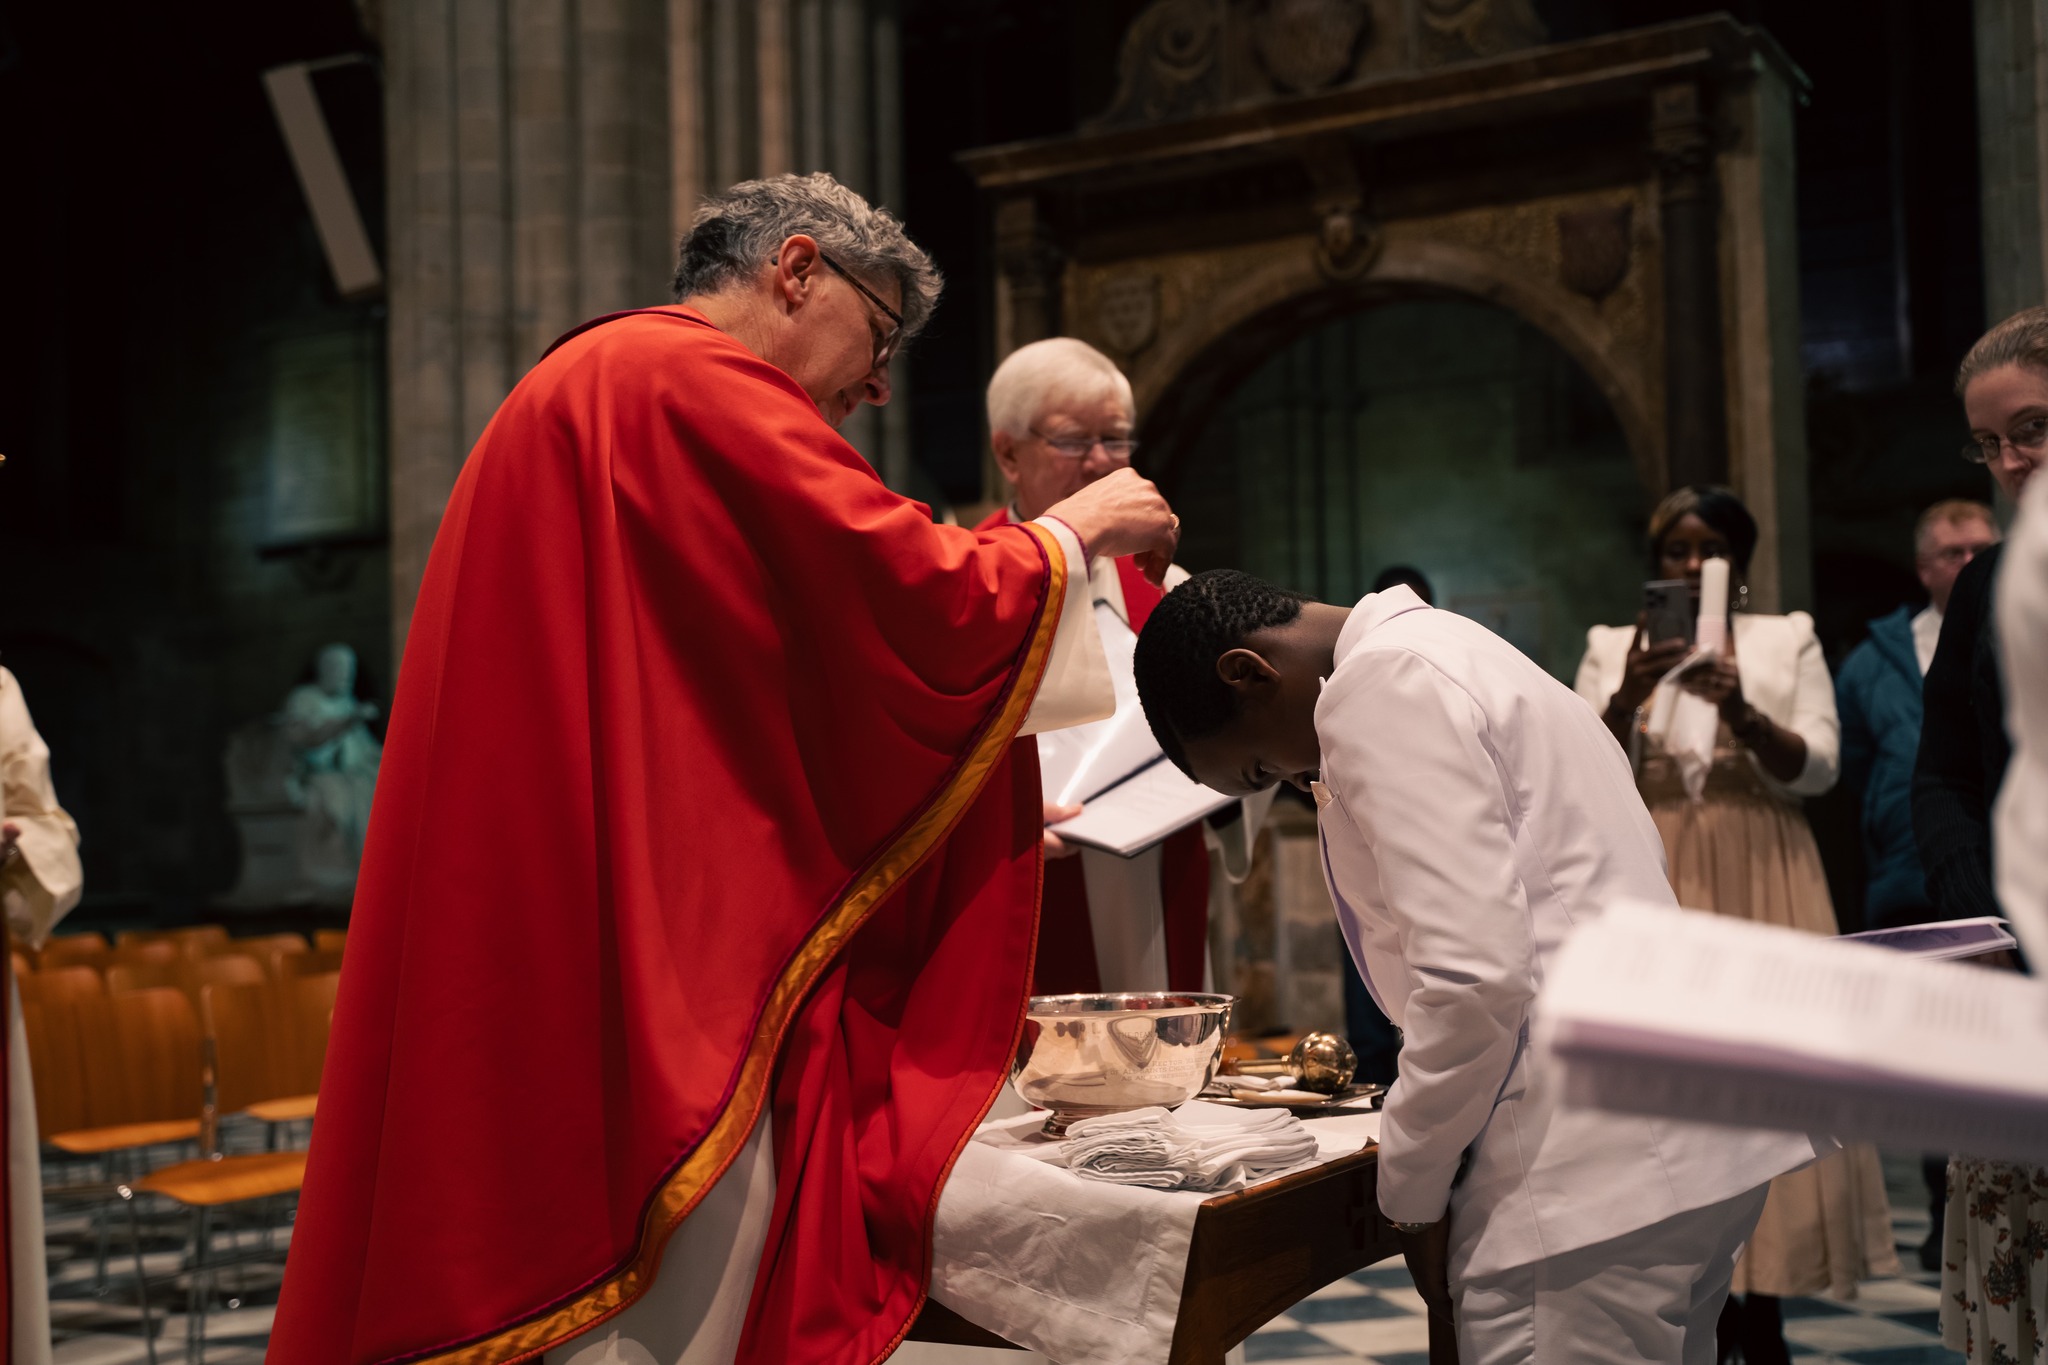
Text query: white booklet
1537 900 2048 1164
1035 604 1236 857
1837 916 2017 960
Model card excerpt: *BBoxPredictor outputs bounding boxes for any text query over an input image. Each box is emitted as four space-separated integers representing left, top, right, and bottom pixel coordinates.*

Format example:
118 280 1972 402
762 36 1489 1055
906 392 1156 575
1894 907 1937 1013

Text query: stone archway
1073 198 1661 497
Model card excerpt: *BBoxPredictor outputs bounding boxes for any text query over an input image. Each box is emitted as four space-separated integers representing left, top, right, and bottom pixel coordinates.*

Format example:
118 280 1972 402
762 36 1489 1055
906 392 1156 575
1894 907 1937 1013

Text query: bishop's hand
1043 468 1180 585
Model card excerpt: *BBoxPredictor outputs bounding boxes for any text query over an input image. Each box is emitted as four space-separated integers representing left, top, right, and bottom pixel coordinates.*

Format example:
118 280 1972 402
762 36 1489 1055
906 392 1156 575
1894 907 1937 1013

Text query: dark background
0 0 2004 926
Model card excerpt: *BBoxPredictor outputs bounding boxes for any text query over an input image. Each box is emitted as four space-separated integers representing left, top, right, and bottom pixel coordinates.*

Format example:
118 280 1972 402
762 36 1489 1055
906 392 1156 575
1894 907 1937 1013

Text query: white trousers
548 1120 777 1365
1456 1185 1769 1365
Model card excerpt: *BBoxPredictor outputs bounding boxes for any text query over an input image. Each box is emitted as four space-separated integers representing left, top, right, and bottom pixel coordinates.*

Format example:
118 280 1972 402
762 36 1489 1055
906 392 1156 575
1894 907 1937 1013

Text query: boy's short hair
1135 570 1310 778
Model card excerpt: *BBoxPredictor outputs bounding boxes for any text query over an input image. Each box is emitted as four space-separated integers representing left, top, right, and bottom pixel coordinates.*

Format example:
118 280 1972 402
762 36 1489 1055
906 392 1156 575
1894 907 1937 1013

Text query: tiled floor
39 1142 1962 1364
1242 1152 1962 1365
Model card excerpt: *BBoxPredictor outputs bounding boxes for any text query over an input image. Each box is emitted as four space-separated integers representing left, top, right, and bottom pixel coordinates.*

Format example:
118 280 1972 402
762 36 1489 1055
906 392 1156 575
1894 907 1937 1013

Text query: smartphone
1642 579 1695 647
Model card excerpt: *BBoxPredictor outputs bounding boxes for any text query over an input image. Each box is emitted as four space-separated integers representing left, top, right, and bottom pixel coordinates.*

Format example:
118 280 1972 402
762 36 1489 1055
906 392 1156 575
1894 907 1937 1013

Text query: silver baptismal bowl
1009 992 1236 1136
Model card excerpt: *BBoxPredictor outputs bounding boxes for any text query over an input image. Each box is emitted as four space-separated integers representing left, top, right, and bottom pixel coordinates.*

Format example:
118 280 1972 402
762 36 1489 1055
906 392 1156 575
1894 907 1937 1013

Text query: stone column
1976 0 2048 322
1651 80 1729 492
385 0 675 663
1718 56 1811 614
985 195 1065 501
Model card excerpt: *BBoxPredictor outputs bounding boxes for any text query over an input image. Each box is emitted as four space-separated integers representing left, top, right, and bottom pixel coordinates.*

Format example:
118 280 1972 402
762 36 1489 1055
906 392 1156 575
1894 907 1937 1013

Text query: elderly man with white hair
270 176 1181 1365
976 338 1264 995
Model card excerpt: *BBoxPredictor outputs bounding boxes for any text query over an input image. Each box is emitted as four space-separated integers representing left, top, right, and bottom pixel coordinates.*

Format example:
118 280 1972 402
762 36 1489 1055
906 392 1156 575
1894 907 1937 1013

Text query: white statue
222 643 382 907
283 643 382 873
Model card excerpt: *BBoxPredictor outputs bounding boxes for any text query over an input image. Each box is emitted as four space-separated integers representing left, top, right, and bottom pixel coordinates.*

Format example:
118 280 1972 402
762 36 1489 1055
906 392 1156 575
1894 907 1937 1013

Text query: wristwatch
1390 1219 1437 1234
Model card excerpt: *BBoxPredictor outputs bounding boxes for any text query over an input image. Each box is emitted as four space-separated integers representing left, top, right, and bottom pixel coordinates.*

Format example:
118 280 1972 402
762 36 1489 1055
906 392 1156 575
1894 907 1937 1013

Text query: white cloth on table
1456 1183 1769 1365
548 518 1112 1365
1062 1105 1320 1192
928 1101 1380 1365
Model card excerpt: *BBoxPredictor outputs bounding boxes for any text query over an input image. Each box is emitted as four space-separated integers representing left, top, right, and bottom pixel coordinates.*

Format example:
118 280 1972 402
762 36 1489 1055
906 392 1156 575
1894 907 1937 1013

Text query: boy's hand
1396 1216 1455 1342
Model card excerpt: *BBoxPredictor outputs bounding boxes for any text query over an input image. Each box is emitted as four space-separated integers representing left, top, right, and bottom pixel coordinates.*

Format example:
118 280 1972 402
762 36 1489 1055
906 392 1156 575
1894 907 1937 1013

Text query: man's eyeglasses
1921 543 1995 567
1962 414 2048 464
818 251 903 372
1030 427 1139 462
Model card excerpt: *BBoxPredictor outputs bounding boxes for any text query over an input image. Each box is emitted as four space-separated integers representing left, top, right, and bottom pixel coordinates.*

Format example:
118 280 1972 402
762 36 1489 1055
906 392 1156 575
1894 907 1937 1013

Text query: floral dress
1945 1157 2048 1362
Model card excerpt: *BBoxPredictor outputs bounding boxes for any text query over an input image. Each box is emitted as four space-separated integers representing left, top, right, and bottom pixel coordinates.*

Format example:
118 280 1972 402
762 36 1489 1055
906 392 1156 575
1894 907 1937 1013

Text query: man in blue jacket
1835 497 1997 1270
1838 499 2000 929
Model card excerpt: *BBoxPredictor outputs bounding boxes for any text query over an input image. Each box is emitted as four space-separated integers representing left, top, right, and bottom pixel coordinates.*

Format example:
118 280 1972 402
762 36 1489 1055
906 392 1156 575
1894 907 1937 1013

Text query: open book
1838 916 2017 961
1035 604 1236 858
1537 901 2048 1164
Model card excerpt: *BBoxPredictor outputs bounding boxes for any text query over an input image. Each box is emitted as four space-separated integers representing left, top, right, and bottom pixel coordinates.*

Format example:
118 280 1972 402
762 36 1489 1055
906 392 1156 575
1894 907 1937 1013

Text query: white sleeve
1320 650 1534 1225
1770 614 1840 796
1018 519 1115 738
0 670 82 947
1997 476 2048 962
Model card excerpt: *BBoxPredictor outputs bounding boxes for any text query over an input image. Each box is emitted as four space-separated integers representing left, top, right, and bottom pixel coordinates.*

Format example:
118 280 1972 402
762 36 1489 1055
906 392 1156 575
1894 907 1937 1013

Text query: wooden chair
245 972 339 1128
216 932 307 959
175 954 265 1016
47 988 203 1160
41 932 112 973
274 949 345 980
116 926 229 954
106 960 180 995
115 983 310 1364
20 968 102 1141
312 929 347 955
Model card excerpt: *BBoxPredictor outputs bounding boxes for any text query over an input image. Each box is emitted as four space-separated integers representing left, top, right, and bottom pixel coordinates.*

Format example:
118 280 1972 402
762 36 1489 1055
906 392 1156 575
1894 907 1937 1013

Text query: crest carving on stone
1556 203 1634 302
1095 271 1162 355
1252 0 1372 95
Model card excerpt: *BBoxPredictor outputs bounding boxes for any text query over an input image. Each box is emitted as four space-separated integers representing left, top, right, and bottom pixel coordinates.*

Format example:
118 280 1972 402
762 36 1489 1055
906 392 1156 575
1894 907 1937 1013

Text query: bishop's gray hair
671 173 943 339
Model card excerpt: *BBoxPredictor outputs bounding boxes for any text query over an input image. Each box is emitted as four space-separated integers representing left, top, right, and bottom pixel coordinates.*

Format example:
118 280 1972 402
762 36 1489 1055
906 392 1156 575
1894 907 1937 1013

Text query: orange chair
20 967 103 1142
117 983 308 1363
312 929 347 955
47 988 203 1160
274 949 345 980
41 932 112 973
245 972 340 1128
105 960 179 995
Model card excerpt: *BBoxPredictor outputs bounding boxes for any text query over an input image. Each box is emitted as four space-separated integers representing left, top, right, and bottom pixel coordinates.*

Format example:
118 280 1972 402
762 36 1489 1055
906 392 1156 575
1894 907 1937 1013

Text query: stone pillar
1718 56 1811 614
1652 80 1729 492
985 195 1065 501
1976 0 2048 322
385 0 675 663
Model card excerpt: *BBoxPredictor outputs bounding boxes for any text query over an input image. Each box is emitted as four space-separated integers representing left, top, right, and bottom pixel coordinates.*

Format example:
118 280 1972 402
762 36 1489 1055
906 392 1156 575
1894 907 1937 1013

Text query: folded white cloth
1062 1105 1321 1192
1204 1072 1291 1093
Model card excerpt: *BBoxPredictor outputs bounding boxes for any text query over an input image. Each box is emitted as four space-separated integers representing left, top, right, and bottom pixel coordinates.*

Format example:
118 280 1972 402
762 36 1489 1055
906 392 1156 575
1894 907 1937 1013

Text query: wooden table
906 1142 1456 1364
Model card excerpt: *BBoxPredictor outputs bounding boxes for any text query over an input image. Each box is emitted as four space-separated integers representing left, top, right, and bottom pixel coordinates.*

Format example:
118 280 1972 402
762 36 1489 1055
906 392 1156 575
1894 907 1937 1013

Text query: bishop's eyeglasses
1030 427 1140 463
818 251 903 372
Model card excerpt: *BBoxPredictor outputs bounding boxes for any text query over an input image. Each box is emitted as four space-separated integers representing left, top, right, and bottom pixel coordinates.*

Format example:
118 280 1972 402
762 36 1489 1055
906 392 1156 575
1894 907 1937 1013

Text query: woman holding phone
1575 485 1897 1365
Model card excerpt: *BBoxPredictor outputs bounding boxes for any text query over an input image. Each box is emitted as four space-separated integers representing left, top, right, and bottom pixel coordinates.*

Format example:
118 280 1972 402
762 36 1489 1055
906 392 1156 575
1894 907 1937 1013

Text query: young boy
1133 570 1823 1365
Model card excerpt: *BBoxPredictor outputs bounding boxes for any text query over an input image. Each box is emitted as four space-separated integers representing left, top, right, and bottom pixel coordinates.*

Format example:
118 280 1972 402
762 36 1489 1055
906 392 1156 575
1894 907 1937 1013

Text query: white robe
1 667 81 1365
550 518 1114 1365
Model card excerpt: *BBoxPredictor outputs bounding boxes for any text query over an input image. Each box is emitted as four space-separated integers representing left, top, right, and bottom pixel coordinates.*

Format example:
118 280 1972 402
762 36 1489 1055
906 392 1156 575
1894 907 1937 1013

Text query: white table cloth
925 1101 1383 1365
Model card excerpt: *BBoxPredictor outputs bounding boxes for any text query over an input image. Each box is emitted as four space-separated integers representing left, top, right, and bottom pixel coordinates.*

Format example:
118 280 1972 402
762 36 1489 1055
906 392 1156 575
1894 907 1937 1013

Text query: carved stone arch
1099 232 1662 497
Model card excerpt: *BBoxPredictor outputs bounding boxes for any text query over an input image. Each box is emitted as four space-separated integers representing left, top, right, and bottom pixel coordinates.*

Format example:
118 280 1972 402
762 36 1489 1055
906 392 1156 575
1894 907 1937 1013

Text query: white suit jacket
1574 611 1841 797
1314 588 1824 1279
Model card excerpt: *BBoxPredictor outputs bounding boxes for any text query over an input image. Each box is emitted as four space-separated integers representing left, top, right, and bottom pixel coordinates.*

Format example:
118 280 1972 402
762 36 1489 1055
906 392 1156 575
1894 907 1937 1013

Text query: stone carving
1092 0 1226 129
1095 270 1162 355
1417 0 1547 65
1087 0 1541 131
220 643 382 908
1316 207 1383 279
1252 0 1373 95
1557 203 1635 301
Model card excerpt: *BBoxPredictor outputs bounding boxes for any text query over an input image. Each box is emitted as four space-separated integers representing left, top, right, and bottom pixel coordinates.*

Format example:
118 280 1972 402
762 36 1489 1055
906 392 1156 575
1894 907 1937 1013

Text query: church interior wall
0 2 389 923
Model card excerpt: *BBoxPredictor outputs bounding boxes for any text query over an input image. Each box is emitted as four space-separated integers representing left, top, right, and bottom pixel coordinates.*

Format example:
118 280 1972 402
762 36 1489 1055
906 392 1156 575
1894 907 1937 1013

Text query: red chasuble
269 308 1065 1365
972 510 1211 994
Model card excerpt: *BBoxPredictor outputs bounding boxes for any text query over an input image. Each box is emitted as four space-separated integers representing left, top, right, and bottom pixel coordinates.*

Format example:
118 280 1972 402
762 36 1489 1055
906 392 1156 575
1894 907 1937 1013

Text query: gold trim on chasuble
401 520 1069 1365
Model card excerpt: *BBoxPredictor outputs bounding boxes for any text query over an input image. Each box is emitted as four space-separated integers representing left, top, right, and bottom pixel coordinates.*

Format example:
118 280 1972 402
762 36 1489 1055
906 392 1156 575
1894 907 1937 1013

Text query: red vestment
268 308 1066 1365
972 510 1211 994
